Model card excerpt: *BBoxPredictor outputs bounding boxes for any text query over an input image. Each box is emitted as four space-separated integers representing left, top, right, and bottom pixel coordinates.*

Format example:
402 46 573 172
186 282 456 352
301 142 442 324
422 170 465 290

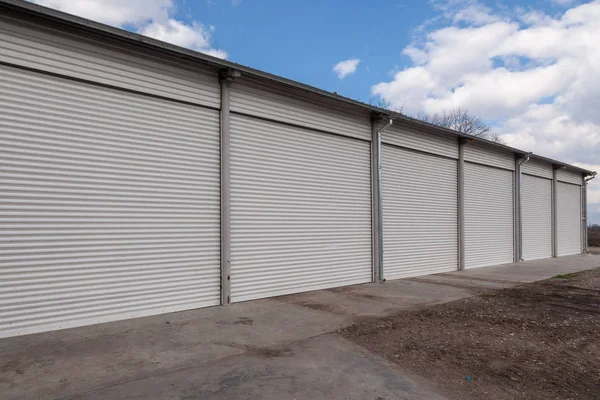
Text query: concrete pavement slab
448 254 600 283
339 278 476 308
67 334 447 400
0 254 598 400
0 299 349 400
408 274 516 290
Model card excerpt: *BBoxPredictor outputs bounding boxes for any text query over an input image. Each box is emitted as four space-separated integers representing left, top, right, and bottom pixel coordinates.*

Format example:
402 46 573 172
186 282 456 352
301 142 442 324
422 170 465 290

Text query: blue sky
165 0 580 104
29 0 600 224
175 0 432 102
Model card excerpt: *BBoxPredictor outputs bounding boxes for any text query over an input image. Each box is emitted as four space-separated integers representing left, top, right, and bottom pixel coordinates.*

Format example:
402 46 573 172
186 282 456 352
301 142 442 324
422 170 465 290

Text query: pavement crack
435 274 522 285
405 277 488 292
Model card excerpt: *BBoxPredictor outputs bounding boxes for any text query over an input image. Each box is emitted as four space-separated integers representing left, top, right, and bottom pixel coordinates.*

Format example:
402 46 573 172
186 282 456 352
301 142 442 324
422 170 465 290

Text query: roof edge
0 0 595 176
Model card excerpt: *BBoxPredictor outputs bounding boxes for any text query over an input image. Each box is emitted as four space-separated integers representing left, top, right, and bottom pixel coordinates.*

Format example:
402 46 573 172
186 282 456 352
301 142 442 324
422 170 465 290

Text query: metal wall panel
522 159 553 179
382 145 458 279
464 142 515 170
381 125 458 159
230 114 372 302
229 78 371 141
557 169 583 185
0 65 221 338
557 182 582 256
465 163 514 268
0 15 220 108
522 174 552 260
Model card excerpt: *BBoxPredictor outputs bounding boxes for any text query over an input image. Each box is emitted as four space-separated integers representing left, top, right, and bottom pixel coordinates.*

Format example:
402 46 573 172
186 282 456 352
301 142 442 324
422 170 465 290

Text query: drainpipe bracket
219 68 241 83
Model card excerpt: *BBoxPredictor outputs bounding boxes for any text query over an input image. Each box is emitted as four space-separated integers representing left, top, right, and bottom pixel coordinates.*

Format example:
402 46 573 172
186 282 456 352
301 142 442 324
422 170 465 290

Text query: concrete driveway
1 254 598 400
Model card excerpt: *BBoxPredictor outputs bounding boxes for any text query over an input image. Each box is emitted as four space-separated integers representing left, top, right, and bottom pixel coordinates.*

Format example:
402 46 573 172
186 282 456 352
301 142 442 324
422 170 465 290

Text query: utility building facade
0 0 595 338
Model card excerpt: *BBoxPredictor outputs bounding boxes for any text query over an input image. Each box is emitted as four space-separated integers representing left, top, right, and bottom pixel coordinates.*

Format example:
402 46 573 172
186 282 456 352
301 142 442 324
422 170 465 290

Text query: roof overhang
0 0 595 176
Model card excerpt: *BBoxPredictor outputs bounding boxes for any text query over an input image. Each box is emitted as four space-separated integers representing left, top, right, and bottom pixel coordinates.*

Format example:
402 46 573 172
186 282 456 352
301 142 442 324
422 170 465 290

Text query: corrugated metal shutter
230 114 372 302
465 163 514 268
464 143 515 170
557 169 583 185
521 159 552 179
0 65 221 338
382 145 458 279
0 15 220 108
381 125 458 159
522 174 552 260
229 78 371 141
557 182 582 256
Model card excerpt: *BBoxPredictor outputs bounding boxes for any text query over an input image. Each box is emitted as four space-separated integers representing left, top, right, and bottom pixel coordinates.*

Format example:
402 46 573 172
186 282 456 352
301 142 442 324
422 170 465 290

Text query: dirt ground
588 230 600 248
342 268 600 400
587 246 600 255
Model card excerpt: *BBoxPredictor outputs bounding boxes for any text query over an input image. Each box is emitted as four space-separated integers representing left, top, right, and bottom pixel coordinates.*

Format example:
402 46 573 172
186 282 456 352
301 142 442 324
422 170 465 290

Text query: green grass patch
481 293 499 298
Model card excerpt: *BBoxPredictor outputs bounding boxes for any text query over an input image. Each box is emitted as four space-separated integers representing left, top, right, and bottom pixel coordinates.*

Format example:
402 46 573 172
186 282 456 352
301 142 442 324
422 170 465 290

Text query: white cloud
431 0 505 25
31 0 171 26
31 0 226 58
550 0 575 6
453 3 501 25
333 58 360 79
140 20 227 58
372 0 600 222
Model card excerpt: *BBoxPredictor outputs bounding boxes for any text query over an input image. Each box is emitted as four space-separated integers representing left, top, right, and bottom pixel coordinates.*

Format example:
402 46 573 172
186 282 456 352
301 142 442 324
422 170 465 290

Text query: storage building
0 0 595 338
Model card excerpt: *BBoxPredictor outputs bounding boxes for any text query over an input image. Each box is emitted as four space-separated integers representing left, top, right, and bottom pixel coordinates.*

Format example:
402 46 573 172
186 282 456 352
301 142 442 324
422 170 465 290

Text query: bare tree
368 97 391 110
367 97 403 113
366 100 503 144
415 108 503 144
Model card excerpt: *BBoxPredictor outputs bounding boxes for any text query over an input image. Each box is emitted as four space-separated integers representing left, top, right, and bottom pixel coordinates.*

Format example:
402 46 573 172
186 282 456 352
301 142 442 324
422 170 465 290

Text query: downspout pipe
552 166 564 257
218 68 239 306
584 172 597 253
517 152 532 261
376 119 393 282
457 138 467 271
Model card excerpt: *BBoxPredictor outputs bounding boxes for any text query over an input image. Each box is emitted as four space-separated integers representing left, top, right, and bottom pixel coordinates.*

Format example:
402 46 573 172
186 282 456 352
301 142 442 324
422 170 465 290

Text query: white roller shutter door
557 182 582 256
465 163 514 268
382 146 458 279
230 114 372 302
0 66 221 338
522 174 552 260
